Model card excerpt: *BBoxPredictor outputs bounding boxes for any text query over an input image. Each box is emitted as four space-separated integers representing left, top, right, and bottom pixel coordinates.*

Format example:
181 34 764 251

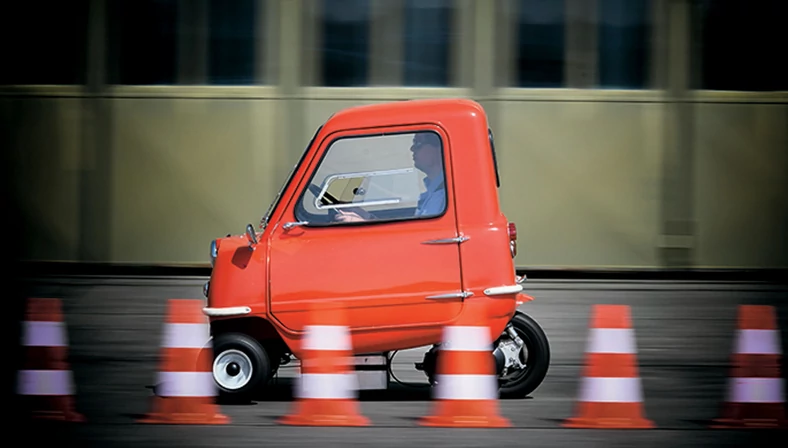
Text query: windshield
259 124 324 231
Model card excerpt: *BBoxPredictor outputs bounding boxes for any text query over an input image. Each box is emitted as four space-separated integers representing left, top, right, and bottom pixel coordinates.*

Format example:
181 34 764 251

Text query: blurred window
695 0 786 91
109 0 178 85
403 0 453 87
597 0 651 89
0 1 89 85
514 0 566 87
320 0 371 86
296 130 448 225
207 0 257 85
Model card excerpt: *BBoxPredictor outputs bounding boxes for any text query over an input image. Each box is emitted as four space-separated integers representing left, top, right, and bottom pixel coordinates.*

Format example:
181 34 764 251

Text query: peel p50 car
203 98 550 402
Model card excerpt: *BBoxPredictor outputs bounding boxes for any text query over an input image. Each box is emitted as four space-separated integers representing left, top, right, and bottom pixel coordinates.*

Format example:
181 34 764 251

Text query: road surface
11 277 788 447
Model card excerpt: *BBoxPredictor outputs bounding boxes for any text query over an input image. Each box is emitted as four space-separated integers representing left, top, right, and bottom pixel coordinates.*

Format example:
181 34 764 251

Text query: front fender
206 235 268 318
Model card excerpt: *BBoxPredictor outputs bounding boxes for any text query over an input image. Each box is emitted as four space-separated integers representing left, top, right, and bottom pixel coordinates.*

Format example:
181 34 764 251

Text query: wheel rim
497 327 532 386
213 349 253 391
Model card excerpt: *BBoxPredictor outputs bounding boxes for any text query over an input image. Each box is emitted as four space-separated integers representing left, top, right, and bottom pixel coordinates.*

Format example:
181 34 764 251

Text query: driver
336 132 445 222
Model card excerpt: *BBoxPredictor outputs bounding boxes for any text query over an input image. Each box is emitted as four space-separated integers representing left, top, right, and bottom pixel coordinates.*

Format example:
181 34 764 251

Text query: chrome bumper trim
484 284 524 296
202 306 252 317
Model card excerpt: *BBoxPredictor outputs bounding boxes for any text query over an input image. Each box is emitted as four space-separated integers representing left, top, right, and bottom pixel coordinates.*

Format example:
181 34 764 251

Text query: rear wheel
496 311 551 398
212 332 271 403
420 311 550 399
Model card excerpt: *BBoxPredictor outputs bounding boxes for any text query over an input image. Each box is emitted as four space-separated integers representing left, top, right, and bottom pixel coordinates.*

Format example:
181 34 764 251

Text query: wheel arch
210 316 292 359
497 308 551 398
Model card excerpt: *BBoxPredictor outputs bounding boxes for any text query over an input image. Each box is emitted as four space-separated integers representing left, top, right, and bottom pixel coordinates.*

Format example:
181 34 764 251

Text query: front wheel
212 332 271 403
496 311 551 398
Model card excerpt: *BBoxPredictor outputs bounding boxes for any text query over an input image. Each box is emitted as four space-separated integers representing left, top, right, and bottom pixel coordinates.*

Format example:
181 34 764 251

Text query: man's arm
417 191 446 217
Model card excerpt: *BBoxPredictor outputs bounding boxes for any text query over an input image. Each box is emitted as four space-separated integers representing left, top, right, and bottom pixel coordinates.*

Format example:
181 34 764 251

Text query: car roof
324 98 487 131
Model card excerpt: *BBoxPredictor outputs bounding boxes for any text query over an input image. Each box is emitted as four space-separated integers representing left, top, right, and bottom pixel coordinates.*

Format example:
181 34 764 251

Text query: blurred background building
0 0 785 271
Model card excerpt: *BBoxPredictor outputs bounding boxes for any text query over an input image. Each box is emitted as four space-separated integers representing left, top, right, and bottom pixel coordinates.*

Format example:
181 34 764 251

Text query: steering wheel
307 184 341 221
307 184 375 222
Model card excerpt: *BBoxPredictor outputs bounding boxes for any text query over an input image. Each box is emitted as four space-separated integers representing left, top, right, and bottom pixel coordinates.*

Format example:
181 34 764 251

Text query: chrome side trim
422 235 469 245
426 291 474 300
484 284 524 296
202 306 252 317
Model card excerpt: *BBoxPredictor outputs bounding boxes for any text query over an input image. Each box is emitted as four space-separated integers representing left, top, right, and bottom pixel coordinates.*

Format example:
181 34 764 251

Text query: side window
296 130 447 225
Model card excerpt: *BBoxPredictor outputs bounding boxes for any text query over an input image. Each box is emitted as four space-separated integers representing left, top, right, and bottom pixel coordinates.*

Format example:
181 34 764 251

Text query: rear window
489 128 501 188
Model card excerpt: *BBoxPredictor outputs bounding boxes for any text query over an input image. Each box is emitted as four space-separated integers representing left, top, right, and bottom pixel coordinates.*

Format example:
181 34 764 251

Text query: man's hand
335 210 366 222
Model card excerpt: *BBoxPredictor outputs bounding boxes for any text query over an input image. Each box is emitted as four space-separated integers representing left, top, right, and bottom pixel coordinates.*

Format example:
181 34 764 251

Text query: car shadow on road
142 377 537 409
241 379 435 404
229 381 536 406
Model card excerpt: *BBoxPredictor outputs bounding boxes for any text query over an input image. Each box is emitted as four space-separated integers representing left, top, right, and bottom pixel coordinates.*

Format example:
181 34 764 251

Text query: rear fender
516 292 534 306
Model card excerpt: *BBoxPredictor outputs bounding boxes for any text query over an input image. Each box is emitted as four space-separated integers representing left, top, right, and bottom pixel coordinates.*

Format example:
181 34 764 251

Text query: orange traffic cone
278 300 370 426
418 298 511 428
17 297 85 422
711 305 787 428
563 304 654 429
138 299 229 424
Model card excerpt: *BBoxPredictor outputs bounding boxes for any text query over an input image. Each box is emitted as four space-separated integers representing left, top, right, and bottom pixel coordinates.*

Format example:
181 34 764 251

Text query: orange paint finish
590 305 632 329
25 298 64 322
299 352 355 375
583 353 639 378
206 235 268 317
159 348 211 373
517 293 535 303
206 98 527 358
737 305 777 330
166 299 210 324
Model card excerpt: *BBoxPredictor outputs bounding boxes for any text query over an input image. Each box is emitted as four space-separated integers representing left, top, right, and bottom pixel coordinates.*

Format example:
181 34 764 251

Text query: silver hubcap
213 349 253 390
498 327 528 379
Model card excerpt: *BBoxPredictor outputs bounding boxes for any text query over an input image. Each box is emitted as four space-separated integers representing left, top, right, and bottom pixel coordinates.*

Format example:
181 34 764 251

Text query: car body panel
206 98 520 358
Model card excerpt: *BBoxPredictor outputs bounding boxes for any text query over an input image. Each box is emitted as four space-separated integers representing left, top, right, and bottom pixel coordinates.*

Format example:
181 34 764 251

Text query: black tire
497 311 551 398
212 332 271 403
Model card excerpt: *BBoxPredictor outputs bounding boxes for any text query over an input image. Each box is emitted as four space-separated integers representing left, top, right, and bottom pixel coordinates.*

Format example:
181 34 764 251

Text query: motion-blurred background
1 0 786 272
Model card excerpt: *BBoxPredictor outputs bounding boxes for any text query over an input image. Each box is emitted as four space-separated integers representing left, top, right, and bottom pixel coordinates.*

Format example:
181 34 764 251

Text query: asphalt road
10 277 788 447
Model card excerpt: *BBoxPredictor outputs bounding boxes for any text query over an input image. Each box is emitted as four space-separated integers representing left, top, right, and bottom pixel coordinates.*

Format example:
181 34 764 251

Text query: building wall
1 0 785 269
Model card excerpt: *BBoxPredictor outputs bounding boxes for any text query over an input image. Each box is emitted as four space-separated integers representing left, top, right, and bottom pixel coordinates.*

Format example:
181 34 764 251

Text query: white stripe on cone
433 374 498 400
23 321 68 347
296 323 359 400
156 372 217 397
296 373 358 400
302 325 352 351
162 323 211 349
735 329 782 355
578 377 644 403
727 378 785 404
17 370 76 396
586 328 636 354
441 326 492 352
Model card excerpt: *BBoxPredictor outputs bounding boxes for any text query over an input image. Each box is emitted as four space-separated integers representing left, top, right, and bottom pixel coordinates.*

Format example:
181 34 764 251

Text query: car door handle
426 291 474 300
282 221 308 231
422 235 469 245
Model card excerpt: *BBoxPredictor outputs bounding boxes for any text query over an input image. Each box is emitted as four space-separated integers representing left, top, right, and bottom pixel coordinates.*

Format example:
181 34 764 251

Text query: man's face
410 135 441 174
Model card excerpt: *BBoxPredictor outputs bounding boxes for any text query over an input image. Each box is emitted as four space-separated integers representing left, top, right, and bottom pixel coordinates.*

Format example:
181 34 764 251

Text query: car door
268 125 465 334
